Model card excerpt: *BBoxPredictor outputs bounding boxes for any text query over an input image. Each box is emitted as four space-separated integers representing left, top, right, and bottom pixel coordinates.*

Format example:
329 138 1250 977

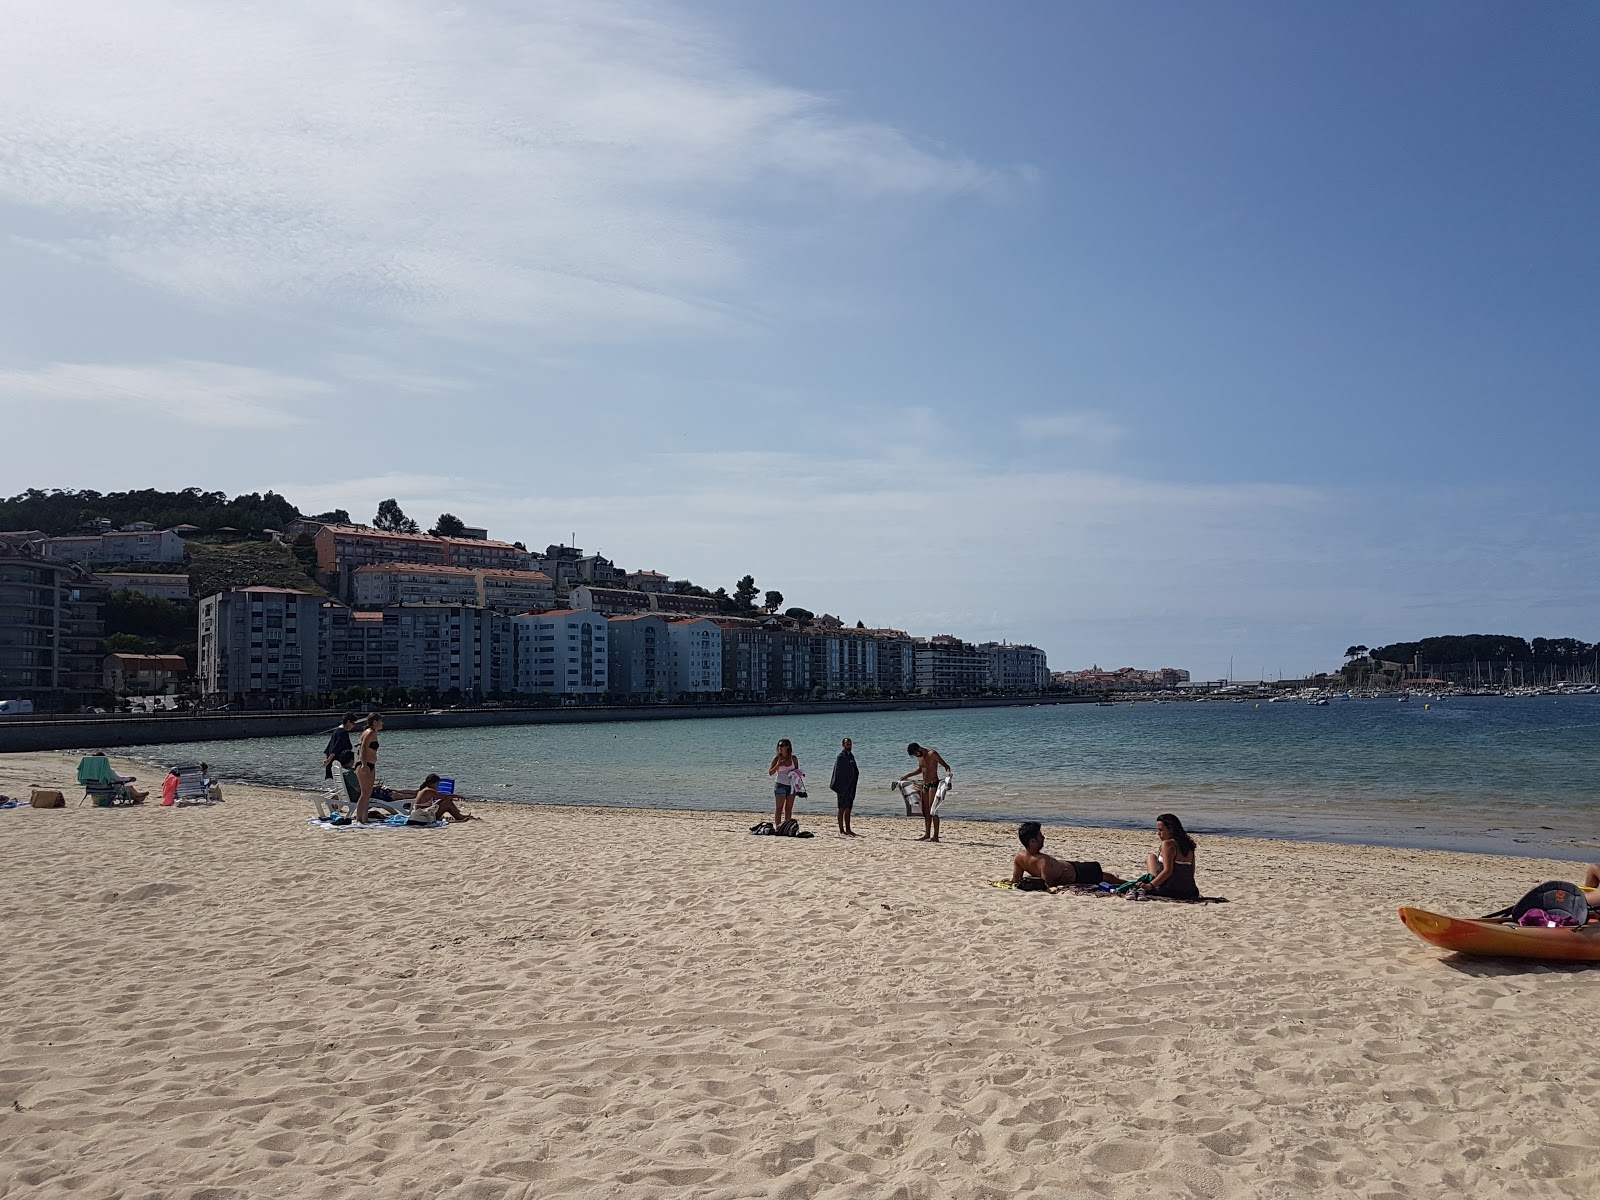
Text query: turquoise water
125 695 1600 859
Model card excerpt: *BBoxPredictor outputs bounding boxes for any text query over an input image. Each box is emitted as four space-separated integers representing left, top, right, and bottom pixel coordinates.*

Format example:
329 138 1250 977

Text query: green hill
186 539 325 600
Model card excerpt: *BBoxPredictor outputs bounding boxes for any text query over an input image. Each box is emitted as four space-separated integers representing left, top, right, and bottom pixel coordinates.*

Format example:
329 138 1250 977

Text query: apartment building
980 642 1050 691
606 614 670 696
510 609 608 695
41 528 185 564
810 629 880 694
92 572 192 604
314 524 533 576
719 623 771 696
769 628 815 696
570 585 652 615
667 618 723 694
351 563 553 613
626 569 670 594
197 587 322 701
322 603 511 697
913 635 989 694
0 547 105 703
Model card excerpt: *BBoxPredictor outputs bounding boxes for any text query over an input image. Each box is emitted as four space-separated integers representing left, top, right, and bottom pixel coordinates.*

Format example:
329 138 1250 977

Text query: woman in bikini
405 774 477 825
1138 813 1199 900
768 738 801 827
354 712 383 824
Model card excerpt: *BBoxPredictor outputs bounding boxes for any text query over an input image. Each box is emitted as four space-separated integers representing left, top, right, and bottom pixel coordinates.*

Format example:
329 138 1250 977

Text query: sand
1 749 1597 1200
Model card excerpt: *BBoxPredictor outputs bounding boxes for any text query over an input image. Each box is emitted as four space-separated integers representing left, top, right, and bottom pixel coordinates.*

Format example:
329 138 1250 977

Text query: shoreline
6 748 1596 869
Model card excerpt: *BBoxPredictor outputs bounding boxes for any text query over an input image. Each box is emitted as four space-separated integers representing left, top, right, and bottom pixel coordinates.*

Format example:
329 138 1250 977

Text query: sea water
125 695 1600 859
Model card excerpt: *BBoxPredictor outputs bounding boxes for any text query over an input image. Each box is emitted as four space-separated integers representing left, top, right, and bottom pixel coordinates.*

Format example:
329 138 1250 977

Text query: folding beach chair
77 755 138 807
169 763 214 806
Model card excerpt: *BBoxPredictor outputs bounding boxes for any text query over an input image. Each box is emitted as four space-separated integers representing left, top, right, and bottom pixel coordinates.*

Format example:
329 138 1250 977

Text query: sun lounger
168 763 216 806
77 755 142 807
316 768 427 822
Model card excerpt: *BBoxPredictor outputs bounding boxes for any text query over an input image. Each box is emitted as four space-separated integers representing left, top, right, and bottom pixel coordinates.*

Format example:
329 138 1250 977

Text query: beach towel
306 816 447 832
988 879 1229 904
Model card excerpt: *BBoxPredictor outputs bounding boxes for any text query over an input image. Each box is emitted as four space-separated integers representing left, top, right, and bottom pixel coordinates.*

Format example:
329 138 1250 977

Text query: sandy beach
2 750 1597 1200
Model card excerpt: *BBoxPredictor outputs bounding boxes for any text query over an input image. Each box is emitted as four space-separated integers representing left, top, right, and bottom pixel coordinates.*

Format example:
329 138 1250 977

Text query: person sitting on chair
1012 821 1124 889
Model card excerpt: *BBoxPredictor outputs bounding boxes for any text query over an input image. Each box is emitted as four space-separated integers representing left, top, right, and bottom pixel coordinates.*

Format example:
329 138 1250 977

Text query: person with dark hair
900 742 952 843
323 712 358 779
1138 814 1199 900
768 738 801 828
1012 822 1125 889
355 713 384 824
406 773 476 825
829 737 859 836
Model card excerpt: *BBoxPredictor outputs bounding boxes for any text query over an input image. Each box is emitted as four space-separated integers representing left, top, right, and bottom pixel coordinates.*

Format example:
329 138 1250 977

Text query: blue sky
1 1 1595 677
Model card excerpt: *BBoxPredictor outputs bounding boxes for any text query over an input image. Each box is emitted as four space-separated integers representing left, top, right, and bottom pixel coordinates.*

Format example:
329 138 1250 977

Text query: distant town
0 490 1193 713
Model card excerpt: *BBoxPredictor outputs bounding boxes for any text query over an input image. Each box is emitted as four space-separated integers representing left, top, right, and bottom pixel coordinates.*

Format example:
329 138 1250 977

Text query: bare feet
916 834 931 841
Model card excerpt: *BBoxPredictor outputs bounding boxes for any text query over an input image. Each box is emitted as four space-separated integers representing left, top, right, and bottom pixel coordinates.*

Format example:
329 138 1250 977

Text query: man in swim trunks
900 742 952 843
1011 821 1125 889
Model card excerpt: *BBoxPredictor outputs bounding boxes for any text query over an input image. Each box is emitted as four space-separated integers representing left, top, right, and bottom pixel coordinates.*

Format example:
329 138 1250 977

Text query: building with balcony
570 585 653 616
719 622 771 697
606 614 670 696
913 635 989 695
315 524 533 597
626 569 670 594
510 609 609 695
40 528 185 565
197 587 322 702
0 547 105 705
667 618 723 694
92 572 192 604
351 563 554 613
980 642 1050 691
104 653 188 695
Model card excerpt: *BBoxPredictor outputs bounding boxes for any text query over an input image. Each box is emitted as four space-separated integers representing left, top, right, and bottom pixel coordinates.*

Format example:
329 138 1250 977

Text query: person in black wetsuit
829 737 859 837
1138 813 1199 900
1011 821 1125 888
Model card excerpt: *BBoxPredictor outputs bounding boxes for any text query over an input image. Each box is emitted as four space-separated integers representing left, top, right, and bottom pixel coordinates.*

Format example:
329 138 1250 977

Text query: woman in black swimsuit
1139 813 1199 900
355 712 383 824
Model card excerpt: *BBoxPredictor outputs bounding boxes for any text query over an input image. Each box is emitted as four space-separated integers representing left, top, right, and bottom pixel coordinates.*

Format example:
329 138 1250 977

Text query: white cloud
1018 412 1126 445
0 0 1017 338
0 360 324 429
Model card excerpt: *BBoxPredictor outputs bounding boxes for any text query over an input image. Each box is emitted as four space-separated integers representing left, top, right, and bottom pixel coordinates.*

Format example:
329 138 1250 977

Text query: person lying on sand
1012 821 1124 889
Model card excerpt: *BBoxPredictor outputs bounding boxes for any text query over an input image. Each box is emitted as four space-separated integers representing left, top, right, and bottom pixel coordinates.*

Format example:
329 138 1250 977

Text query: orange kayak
1398 907 1600 962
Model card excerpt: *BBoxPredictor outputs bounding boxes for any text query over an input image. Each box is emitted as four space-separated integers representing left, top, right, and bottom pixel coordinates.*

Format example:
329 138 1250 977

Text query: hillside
185 539 325 600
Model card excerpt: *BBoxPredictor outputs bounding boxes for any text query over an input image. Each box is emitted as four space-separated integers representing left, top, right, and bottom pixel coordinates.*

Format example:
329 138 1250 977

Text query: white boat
1308 697 1329 706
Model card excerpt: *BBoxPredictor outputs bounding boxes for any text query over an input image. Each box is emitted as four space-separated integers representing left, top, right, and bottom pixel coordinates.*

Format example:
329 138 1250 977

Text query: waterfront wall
0 695 1091 753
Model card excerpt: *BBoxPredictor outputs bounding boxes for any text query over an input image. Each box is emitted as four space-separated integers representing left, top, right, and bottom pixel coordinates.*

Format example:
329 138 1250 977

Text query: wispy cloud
0 0 1019 339
0 360 324 429
1018 412 1126 445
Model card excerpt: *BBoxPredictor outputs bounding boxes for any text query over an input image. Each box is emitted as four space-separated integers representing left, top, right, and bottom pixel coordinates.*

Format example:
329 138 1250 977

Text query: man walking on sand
900 742 952 843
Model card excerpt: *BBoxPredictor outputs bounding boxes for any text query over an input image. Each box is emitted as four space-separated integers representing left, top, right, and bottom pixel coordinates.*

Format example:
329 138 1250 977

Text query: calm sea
125 695 1600 860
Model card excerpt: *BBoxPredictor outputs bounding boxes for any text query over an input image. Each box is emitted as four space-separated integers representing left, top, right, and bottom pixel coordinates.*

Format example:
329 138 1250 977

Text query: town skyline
3 4 1595 678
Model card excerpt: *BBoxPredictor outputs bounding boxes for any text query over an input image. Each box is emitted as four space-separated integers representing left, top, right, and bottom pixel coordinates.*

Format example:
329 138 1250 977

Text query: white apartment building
667 618 723 694
510 609 608 695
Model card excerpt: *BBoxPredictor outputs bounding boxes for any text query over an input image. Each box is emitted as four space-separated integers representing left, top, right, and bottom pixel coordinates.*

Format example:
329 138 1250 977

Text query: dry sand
1 750 1598 1200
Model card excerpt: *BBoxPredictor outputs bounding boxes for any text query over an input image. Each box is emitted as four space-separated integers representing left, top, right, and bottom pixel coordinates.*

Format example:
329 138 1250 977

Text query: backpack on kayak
1481 881 1589 926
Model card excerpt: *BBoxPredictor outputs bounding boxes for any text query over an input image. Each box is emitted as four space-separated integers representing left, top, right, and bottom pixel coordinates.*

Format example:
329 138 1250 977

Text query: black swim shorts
1069 861 1103 887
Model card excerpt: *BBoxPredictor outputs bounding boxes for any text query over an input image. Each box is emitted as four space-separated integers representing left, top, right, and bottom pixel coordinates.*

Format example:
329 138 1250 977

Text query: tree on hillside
733 575 759 609
430 513 466 537
373 499 419 534
712 586 732 611
1344 645 1368 660
310 509 350 524
764 590 784 610
784 607 814 624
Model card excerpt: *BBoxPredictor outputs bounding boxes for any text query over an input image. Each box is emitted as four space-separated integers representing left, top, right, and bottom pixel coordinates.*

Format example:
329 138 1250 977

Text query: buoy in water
1425 703 1431 710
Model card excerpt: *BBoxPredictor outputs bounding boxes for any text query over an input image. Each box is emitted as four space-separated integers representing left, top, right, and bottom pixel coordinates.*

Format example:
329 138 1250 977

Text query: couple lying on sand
1012 814 1199 900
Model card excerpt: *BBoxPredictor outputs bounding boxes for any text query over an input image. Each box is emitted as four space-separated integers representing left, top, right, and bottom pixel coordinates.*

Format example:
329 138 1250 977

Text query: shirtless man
1011 821 1125 889
900 742 952 843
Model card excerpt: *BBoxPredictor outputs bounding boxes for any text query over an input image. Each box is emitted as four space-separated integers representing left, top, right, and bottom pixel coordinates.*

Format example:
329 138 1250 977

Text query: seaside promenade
2 750 1596 1199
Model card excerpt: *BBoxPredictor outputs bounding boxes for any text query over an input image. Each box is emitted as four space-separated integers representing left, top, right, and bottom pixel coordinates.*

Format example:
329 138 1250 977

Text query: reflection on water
124 695 1600 860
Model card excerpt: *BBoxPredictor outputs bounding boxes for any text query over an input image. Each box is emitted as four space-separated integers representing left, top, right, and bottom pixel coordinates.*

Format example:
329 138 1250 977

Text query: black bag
749 820 776 836
1482 881 1589 925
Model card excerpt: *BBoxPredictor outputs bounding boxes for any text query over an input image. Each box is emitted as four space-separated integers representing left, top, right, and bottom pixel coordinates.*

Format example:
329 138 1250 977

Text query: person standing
829 737 859 836
768 737 801 828
355 712 384 824
322 712 357 779
900 741 952 843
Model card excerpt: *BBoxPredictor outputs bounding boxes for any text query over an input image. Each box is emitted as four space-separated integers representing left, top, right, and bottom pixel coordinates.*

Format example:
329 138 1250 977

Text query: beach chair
169 763 214 806
316 768 421 822
77 755 138 807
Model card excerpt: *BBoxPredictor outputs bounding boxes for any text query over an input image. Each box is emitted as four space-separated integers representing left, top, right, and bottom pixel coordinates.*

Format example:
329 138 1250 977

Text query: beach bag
30 788 65 809
208 782 224 803
748 820 776 836
1483 881 1588 926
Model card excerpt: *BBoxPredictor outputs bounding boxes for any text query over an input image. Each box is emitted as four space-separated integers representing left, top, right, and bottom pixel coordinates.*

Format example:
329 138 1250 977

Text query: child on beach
769 738 801 827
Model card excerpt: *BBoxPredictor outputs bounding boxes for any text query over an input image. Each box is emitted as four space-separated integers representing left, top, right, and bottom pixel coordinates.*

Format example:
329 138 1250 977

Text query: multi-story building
769 628 815 696
322 603 511 698
0 547 105 705
351 563 553 613
980 642 1050 691
509 609 608 696
652 591 722 619
322 606 399 694
576 554 625 586
314 524 532 582
606 614 670 696
538 544 584 592
197 587 322 701
860 629 914 693
41 528 185 565
627 569 670 594
914 635 988 695
103 653 188 695
91 572 192 604
720 622 771 697
570 585 652 616
667 618 723 695
811 629 881 694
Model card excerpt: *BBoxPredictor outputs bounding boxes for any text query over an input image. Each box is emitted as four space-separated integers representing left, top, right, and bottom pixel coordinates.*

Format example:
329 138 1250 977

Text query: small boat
1398 906 1600 963
1307 697 1329 706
